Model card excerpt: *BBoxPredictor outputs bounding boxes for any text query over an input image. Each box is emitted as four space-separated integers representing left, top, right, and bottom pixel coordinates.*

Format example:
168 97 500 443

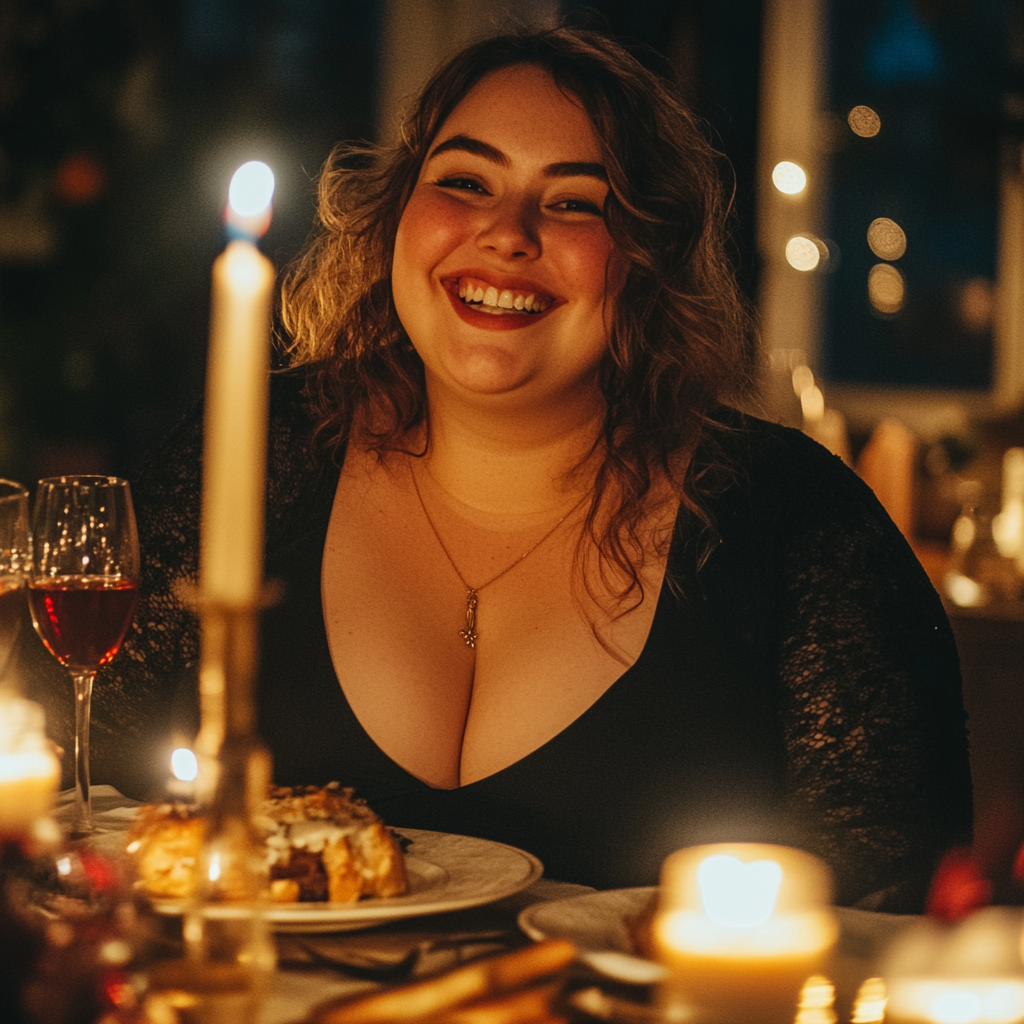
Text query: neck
418 373 605 517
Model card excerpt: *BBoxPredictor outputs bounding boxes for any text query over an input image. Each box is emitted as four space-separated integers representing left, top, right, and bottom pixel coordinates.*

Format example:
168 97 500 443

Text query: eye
434 176 489 194
550 197 604 216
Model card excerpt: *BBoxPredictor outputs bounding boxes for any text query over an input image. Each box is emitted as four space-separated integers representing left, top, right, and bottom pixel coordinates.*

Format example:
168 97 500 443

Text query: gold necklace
410 464 588 649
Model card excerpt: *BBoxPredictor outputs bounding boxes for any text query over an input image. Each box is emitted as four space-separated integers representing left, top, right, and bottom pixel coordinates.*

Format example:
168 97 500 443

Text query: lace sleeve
769 431 971 910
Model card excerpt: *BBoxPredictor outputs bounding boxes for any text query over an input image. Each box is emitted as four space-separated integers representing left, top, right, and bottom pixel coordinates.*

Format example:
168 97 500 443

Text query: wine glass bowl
0 480 29 686
28 476 140 834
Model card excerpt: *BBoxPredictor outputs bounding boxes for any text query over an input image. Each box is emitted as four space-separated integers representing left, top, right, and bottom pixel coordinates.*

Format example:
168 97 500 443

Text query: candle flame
225 161 275 239
228 161 275 218
0 749 59 782
208 852 222 882
698 854 783 927
170 747 198 782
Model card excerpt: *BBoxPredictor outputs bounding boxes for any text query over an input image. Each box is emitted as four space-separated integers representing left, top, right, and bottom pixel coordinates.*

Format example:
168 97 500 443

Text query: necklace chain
410 463 588 649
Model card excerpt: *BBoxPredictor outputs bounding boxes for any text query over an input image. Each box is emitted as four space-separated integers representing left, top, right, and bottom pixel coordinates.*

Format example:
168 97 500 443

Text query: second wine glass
0 480 29 689
28 476 140 835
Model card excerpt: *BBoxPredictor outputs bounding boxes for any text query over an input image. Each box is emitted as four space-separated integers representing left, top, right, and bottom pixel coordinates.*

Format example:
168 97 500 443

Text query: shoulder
696 407 882 531
266 366 338 545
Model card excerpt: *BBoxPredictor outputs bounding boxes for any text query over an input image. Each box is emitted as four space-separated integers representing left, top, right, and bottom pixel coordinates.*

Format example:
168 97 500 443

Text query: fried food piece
126 804 205 900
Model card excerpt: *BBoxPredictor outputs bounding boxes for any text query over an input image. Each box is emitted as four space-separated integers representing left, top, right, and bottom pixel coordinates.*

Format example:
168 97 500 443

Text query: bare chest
320 447 671 789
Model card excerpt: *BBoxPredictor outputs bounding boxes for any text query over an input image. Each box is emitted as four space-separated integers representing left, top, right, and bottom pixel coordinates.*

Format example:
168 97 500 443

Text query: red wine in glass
30 477 140 834
28 577 138 672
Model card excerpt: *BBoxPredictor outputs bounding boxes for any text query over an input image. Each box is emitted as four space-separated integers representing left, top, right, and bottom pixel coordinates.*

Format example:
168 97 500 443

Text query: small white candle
199 162 276 607
654 843 838 1024
0 696 60 837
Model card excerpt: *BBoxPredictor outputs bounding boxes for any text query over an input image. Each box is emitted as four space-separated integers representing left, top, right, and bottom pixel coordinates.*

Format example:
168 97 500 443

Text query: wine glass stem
71 669 96 834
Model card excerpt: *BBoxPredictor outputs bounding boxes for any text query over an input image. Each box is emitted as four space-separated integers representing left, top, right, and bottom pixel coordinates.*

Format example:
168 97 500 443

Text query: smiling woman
23 25 971 908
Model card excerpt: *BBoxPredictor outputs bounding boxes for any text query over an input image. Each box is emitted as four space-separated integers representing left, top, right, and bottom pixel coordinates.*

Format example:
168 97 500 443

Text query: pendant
459 589 479 649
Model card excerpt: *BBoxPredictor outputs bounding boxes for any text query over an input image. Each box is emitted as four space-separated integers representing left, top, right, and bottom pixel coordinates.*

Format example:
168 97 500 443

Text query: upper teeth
457 278 550 313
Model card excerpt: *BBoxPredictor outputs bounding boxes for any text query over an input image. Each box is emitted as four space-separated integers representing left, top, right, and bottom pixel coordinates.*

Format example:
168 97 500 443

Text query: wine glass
0 480 29 688
28 477 140 834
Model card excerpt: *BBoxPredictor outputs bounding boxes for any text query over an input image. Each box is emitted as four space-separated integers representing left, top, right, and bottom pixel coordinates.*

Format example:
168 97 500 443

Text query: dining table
52 787 921 1024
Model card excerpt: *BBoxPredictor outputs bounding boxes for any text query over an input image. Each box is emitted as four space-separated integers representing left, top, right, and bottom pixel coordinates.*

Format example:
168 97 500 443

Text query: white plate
519 886 666 984
157 828 543 933
518 887 917 986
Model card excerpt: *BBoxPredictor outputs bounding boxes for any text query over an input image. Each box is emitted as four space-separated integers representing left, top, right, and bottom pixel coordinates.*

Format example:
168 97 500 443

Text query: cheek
550 226 620 305
394 190 468 284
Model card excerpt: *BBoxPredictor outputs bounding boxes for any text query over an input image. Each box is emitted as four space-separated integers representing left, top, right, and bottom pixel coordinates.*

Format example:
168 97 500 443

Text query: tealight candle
884 908 1024 1024
653 842 838 1024
0 696 60 838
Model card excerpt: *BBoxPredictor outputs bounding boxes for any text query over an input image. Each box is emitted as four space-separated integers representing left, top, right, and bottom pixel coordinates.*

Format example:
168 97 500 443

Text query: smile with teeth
456 276 552 314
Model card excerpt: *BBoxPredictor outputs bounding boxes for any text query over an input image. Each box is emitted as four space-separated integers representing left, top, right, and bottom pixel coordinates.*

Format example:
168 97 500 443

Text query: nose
476 196 540 260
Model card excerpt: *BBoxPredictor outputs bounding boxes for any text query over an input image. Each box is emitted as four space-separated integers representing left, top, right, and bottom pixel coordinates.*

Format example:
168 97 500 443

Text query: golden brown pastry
126 783 407 903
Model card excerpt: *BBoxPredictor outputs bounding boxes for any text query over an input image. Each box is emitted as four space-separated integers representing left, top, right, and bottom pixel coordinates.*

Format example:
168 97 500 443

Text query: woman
24 26 969 907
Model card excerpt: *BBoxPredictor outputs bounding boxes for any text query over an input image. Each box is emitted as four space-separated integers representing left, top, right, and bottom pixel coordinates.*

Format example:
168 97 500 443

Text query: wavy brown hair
280 25 758 608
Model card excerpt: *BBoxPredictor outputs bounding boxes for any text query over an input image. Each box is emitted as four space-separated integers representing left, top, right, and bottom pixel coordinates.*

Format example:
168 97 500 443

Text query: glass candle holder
653 842 839 1024
883 908 1024 1024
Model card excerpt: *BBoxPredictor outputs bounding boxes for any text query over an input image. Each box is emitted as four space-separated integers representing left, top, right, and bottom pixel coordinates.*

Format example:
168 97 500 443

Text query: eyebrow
427 134 607 182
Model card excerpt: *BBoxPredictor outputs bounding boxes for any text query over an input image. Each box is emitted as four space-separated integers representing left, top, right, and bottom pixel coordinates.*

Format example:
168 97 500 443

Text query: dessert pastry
126 783 407 903
259 784 408 903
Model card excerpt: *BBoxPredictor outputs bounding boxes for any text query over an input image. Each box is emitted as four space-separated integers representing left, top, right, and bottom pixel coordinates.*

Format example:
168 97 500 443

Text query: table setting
1 776 943 1024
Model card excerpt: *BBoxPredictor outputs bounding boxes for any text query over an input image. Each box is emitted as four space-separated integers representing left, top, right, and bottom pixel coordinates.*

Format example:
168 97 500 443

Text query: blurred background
2 0 1023 880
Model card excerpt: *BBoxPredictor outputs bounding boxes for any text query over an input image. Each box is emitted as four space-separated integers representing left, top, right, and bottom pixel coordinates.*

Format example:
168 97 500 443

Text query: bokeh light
867 218 907 260
868 263 905 314
170 747 198 782
772 161 807 195
786 235 821 271
848 105 881 137
54 153 106 205
959 278 994 333
801 385 825 422
792 364 815 396
228 161 275 218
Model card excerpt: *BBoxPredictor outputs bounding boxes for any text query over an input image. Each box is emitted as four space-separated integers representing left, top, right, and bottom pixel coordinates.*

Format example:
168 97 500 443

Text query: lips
438 273 560 331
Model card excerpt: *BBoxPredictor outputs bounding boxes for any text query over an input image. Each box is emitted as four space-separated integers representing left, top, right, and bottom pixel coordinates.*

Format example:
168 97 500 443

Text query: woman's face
392 64 621 409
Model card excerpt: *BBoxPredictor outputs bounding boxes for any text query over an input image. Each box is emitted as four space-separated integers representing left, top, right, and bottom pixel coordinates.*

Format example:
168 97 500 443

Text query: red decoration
926 848 993 921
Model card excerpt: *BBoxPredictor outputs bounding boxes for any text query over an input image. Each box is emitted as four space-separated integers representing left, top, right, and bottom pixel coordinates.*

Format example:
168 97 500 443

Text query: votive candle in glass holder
653 842 839 1024
883 908 1024 1024
0 695 60 839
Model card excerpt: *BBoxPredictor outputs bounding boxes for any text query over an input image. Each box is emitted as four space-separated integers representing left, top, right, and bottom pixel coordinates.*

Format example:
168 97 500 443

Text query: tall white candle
199 163 276 607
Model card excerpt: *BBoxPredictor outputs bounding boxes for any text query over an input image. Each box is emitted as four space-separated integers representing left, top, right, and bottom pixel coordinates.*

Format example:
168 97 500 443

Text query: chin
445 354 534 397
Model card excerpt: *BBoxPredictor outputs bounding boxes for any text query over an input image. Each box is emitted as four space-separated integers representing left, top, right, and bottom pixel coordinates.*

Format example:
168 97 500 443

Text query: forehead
431 64 603 164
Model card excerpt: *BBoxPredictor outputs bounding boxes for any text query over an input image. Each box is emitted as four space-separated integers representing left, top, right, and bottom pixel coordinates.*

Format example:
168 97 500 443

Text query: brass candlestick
148 600 275 1024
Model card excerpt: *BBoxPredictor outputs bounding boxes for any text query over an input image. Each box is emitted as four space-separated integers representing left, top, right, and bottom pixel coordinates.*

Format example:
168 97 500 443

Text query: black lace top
17 370 971 908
